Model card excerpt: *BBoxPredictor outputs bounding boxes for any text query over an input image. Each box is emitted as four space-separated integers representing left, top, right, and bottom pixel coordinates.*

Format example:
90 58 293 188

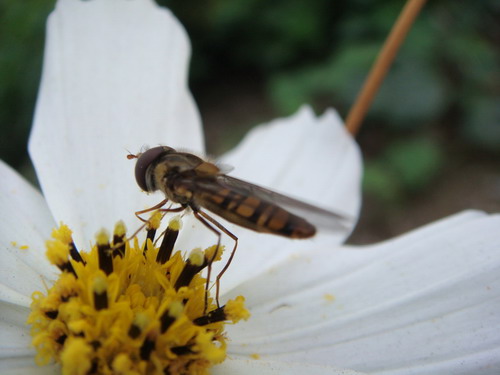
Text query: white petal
29 0 203 247
226 211 500 374
0 301 32 357
225 211 484 306
213 231 347 296
0 161 57 300
0 358 58 375
216 358 365 375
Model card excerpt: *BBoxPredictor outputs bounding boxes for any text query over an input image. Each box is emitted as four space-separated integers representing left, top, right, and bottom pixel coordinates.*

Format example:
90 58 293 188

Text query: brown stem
345 0 428 136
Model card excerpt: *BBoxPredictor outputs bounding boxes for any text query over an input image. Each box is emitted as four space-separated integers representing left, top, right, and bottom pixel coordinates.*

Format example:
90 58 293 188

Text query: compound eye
134 146 166 191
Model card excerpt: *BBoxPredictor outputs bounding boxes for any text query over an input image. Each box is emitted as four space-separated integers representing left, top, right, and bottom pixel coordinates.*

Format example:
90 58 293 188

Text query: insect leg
135 198 169 222
192 210 222 311
131 200 185 241
197 211 238 310
158 206 185 214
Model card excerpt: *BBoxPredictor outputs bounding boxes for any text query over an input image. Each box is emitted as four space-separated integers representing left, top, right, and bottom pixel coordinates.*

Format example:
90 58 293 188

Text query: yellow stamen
96 229 110 246
148 210 163 230
114 220 127 237
189 248 205 267
45 239 70 267
28 221 249 374
169 216 182 231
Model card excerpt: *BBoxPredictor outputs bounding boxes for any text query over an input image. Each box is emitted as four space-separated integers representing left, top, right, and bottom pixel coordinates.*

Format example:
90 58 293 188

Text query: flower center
28 213 249 375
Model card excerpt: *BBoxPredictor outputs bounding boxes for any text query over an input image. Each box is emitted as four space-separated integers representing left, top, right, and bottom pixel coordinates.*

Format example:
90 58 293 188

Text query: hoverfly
129 146 350 304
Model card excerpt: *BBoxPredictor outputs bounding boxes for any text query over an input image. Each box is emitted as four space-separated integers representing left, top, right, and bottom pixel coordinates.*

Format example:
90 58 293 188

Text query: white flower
1 1 499 374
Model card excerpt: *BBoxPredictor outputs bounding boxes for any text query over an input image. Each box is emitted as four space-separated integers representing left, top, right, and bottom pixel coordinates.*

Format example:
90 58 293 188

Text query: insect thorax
150 163 194 205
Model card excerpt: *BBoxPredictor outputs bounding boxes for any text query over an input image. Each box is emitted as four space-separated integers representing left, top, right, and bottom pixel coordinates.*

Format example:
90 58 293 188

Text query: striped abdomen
196 187 316 239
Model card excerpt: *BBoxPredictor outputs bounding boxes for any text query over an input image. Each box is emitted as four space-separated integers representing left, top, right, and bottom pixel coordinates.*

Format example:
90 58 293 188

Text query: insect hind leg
192 210 222 312
196 210 238 310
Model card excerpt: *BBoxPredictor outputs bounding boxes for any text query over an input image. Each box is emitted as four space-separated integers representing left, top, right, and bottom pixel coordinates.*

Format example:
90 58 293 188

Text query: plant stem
345 0 428 136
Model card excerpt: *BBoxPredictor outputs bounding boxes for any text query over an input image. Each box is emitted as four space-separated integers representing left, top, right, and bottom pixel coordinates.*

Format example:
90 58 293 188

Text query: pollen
28 213 249 375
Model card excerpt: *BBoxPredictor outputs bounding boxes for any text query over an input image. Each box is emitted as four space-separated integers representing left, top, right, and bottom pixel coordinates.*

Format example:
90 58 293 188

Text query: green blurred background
1 0 499 243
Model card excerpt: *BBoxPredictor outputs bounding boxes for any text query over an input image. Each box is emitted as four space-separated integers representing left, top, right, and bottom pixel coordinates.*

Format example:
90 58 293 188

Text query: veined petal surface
226 211 500 374
216 358 365 375
0 161 58 365
0 302 33 362
0 359 58 375
29 0 203 248
0 161 56 302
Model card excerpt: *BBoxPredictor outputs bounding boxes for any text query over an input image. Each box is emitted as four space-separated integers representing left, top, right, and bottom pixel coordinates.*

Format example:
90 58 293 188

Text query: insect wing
182 175 313 237
213 175 353 234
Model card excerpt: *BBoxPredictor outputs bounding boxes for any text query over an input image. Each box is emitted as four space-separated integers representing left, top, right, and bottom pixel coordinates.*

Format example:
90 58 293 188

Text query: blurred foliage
1 0 499 203
0 0 53 172
160 0 500 203
363 137 444 203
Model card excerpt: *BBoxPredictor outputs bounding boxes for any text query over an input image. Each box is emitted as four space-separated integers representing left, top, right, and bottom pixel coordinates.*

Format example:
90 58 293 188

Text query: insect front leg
131 199 185 240
135 198 170 223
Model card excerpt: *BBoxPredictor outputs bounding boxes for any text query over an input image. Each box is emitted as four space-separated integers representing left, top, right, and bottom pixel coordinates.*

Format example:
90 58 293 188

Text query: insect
129 146 350 304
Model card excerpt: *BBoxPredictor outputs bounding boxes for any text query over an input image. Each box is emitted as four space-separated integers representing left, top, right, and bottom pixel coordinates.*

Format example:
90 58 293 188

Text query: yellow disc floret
52 223 74 245
28 214 249 375
224 296 251 323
